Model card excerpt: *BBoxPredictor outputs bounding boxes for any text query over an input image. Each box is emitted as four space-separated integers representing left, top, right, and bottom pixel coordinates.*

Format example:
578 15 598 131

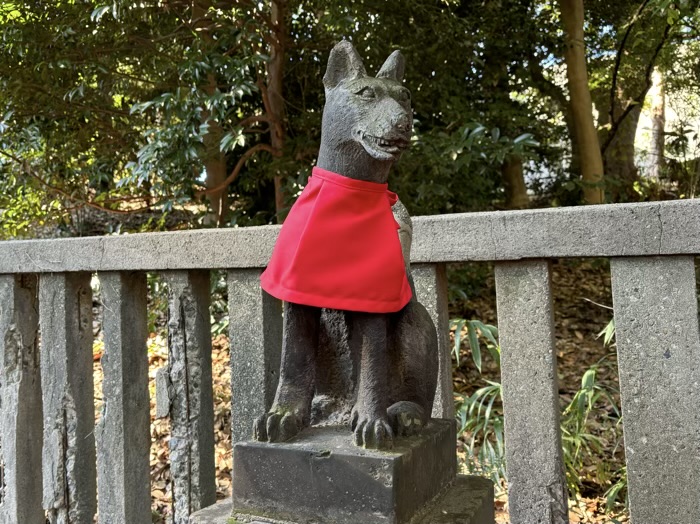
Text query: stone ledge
1 199 699 273
190 476 494 524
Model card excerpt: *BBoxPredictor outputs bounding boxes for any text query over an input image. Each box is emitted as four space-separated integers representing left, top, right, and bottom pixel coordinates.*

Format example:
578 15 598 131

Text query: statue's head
319 41 413 178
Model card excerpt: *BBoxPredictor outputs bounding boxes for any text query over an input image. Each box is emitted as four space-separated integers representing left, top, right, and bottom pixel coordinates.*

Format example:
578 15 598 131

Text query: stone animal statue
255 41 438 450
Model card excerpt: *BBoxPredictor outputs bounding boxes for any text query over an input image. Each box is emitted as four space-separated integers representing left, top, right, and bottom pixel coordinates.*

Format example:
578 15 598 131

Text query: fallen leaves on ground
94 333 232 522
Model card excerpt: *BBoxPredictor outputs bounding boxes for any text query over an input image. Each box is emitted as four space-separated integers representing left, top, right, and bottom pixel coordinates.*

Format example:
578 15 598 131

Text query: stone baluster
0 274 43 524
163 270 217 523
95 272 151 523
611 256 700 524
39 272 97 524
227 269 282 446
412 263 452 418
495 260 568 524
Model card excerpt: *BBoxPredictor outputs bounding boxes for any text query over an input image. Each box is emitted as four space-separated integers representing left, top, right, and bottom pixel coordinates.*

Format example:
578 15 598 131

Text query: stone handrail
1 199 699 273
0 199 698 524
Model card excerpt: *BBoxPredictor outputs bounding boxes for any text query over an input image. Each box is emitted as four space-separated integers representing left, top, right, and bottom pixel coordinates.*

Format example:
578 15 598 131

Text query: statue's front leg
254 302 320 443
350 312 394 449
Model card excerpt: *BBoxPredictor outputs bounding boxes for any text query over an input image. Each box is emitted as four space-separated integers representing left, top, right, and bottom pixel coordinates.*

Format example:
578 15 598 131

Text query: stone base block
232 420 458 524
189 476 494 524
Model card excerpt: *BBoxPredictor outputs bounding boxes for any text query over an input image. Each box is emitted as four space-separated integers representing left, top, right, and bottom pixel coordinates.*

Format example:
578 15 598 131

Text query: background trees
1 0 699 238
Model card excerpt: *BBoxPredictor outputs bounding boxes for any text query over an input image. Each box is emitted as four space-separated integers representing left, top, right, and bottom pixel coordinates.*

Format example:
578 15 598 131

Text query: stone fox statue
256 41 438 450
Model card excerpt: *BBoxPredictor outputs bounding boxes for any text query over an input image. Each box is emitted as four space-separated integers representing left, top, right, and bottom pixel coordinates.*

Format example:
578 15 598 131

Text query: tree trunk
267 0 287 222
648 67 665 181
502 155 530 209
193 0 229 225
559 0 605 204
482 0 529 209
202 109 229 225
604 102 641 202
527 55 581 190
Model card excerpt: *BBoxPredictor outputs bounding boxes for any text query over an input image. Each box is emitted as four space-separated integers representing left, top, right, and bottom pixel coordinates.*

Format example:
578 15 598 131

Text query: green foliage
453 320 505 486
0 176 62 238
146 273 168 336
560 359 622 496
2 0 700 236
394 124 539 215
0 0 580 235
447 263 493 317
452 316 627 514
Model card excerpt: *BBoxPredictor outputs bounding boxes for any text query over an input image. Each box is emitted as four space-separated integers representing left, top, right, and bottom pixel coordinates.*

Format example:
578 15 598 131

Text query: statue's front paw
388 401 427 438
351 406 394 450
254 408 307 443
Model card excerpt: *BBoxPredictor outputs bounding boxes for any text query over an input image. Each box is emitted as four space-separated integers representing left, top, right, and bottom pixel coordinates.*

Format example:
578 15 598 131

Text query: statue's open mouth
358 131 410 159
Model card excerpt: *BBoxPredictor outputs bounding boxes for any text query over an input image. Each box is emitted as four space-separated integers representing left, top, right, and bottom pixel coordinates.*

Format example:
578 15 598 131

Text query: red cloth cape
260 167 412 313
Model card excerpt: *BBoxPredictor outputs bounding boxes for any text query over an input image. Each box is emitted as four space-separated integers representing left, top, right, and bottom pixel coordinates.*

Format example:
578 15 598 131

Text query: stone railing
1 199 699 524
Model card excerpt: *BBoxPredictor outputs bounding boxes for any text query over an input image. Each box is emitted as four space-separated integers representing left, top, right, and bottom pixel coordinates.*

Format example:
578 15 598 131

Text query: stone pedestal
234 420 455 524
190 419 495 524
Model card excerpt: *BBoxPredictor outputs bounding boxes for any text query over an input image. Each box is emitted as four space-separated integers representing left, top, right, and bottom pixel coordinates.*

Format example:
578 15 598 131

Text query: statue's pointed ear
376 50 405 82
323 41 367 89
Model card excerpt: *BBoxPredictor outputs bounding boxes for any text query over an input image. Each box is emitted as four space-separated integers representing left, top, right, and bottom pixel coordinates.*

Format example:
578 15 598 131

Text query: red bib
260 167 412 313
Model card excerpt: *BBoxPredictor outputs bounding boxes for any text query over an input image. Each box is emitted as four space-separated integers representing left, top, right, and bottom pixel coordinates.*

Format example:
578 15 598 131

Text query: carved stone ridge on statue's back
254 39 439 451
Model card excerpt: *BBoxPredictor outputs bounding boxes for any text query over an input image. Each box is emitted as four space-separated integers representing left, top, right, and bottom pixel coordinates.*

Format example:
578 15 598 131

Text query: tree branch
609 0 652 124
237 114 271 129
602 20 673 154
527 53 568 111
0 150 150 215
195 143 281 196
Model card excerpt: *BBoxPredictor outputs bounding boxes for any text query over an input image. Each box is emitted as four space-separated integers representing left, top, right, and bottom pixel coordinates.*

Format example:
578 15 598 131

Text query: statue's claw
351 405 394 450
253 407 308 443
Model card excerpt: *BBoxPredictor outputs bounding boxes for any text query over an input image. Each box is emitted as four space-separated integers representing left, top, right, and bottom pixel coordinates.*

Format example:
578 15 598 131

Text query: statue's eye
356 87 376 99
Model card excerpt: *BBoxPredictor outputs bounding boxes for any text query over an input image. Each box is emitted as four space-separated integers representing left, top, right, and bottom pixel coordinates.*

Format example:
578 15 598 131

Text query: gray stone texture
0 274 43 524
155 365 172 419
165 270 217 522
189 499 234 523
412 263 452 418
495 260 568 524
233 420 457 524
413 475 494 524
95 271 151 524
610 256 700 524
227 269 282 445
39 272 97 524
1 200 700 273
191 475 494 524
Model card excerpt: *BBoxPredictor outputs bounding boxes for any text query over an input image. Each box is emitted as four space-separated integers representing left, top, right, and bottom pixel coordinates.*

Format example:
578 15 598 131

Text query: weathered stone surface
1 200 699 272
0 274 43 524
611 256 700 524
227 269 282 445
155 366 172 419
412 201 666 262
39 272 97 524
0 225 280 273
233 420 457 524
658 198 700 254
412 263 451 418
414 475 494 524
495 260 568 524
188 499 234 523
164 270 217 522
96 272 150 524
192 475 494 524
